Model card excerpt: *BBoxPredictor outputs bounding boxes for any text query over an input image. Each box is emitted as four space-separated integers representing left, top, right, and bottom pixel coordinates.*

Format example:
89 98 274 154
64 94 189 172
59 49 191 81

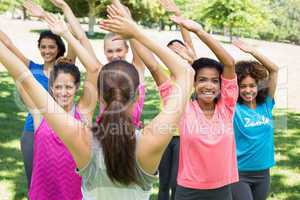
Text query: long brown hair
93 60 140 185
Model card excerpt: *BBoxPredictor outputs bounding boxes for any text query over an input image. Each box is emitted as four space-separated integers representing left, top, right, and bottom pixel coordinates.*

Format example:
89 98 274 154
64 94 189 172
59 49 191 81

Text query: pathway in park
1 16 300 111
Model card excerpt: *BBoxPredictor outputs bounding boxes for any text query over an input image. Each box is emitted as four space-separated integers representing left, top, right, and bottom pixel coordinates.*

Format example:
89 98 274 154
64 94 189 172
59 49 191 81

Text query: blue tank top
23 61 49 133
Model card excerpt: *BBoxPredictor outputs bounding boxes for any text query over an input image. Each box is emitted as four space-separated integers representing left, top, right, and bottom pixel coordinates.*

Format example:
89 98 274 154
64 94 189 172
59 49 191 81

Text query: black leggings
20 131 34 189
231 169 270 200
175 184 232 200
158 137 180 200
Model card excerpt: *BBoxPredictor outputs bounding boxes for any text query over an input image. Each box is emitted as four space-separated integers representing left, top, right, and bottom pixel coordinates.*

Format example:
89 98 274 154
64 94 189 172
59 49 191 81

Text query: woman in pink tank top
26 52 100 199
18 1 102 199
29 105 82 199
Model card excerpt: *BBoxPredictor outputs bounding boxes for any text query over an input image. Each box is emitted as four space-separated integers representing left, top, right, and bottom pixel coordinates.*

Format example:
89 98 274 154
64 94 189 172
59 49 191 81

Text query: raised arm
233 39 279 98
108 2 146 83
131 39 169 86
49 0 99 64
44 14 100 122
130 41 146 83
160 0 196 57
0 30 29 66
171 16 235 79
100 14 194 174
0 41 91 168
107 4 168 86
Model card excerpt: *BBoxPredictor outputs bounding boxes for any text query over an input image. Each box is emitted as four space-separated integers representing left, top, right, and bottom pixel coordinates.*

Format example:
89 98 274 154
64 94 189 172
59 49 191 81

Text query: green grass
0 72 299 199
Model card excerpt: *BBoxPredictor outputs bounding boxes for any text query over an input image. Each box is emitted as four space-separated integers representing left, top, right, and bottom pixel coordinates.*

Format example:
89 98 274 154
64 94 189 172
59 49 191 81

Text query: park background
0 0 299 199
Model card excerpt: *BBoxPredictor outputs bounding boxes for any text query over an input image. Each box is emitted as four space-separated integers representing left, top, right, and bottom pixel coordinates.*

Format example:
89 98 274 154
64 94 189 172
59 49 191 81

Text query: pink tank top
96 84 145 128
29 106 83 200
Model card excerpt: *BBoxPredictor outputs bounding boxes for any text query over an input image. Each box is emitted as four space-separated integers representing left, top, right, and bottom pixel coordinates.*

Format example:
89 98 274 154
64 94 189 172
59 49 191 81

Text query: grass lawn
0 72 299 200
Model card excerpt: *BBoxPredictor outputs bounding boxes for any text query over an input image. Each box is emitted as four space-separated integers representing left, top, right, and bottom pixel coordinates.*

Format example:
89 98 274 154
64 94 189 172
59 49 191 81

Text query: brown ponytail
93 60 140 185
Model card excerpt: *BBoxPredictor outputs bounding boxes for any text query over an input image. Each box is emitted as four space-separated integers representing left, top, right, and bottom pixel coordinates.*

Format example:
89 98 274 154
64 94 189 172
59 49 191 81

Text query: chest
180 104 234 141
234 104 274 134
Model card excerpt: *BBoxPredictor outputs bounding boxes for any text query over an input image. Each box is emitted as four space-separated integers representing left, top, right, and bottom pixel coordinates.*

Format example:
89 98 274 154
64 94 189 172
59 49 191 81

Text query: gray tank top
77 130 157 200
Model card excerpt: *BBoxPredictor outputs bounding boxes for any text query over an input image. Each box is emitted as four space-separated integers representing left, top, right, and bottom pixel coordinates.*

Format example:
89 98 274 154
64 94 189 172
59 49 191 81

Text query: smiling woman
0 29 67 189
232 39 279 200
28 59 83 200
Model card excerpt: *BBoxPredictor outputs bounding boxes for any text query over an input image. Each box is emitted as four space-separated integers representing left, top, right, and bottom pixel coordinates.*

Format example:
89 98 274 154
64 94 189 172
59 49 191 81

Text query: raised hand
232 39 254 54
170 16 202 33
100 4 137 39
100 16 138 39
49 0 67 9
160 0 181 16
44 14 68 36
170 43 196 64
23 0 46 19
107 3 132 19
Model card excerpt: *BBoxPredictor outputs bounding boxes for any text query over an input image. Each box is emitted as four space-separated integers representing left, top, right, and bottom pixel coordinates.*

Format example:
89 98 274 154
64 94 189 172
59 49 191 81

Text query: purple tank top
29 106 83 200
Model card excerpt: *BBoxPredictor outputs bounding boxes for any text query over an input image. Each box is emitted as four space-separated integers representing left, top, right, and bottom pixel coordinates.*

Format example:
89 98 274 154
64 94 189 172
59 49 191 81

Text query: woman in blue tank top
231 39 279 200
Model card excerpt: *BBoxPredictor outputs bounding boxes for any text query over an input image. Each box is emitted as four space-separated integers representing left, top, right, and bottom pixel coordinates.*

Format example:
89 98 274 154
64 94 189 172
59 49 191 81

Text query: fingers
44 13 57 25
23 0 34 8
99 20 120 33
173 45 186 55
44 13 58 29
160 0 180 14
232 39 244 48
107 4 121 18
170 15 182 25
23 0 36 13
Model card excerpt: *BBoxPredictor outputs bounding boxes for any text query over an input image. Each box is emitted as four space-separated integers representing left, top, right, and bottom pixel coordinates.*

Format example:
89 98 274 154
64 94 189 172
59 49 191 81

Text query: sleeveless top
29 106 83 200
77 130 157 200
24 60 49 133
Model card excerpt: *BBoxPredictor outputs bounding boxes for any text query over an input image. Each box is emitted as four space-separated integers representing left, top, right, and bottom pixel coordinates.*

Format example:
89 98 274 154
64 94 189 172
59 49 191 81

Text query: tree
41 0 96 35
264 0 300 44
40 0 167 34
198 0 268 41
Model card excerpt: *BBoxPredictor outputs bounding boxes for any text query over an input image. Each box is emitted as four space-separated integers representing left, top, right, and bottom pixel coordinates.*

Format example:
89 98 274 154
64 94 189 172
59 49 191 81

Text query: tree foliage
1 0 300 43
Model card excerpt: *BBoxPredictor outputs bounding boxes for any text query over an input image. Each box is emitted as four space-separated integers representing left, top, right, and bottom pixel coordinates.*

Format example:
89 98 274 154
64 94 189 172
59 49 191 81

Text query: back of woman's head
236 60 269 104
93 60 140 186
192 57 224 81
38 30 66 59
49 57 80 88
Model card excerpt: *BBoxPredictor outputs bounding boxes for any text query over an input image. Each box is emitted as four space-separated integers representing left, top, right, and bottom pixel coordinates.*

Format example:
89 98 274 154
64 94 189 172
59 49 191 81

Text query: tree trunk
159 19 165 31
229 26 233 43
11 6 16 19
22 7 27 20
88 14 95 36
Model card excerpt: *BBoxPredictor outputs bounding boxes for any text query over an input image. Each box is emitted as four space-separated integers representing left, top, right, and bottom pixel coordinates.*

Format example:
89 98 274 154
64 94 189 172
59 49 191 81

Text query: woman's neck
43 61 55 77
44 60 55 69
63 104 74 113
197 99 215 119
244 100 257 109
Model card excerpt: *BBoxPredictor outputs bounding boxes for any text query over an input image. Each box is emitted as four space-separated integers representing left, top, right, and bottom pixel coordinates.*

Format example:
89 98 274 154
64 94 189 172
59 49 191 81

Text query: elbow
186 66 195 79
226 58 235 70
272 64 280 73
92 63 102 73
182 65 195 84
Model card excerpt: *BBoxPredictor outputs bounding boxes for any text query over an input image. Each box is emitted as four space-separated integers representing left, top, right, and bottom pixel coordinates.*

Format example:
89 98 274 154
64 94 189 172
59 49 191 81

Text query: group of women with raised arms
0 0 278 200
